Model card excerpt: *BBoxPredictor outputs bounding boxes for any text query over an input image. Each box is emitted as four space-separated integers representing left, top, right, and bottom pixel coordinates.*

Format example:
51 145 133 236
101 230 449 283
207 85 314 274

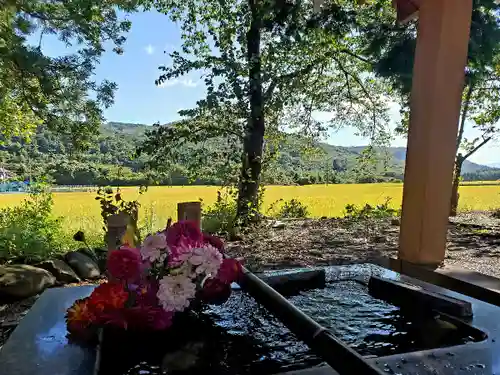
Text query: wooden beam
177 201 202 229
398 0 473 265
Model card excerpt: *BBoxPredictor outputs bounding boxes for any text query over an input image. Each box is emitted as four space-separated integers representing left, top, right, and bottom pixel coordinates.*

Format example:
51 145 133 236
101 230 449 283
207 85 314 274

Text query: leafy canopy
360 0 500 148
141 0 390 184
0 0 140 147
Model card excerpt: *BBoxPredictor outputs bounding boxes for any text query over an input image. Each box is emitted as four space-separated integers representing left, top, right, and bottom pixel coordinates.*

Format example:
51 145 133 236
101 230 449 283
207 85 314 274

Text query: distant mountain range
2 121 497 186
104 121 499 178
368 146 497 174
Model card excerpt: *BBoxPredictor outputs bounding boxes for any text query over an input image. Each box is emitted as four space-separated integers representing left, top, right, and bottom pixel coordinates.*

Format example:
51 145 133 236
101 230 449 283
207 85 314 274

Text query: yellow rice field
0 184 499 241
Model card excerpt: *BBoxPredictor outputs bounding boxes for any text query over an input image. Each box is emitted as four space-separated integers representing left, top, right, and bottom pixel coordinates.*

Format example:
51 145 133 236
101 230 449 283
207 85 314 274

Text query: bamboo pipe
178 202 384 375
238 267 385 375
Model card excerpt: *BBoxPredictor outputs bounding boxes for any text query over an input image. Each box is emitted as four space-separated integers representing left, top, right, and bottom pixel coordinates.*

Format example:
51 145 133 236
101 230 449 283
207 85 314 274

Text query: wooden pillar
177 201 202 229
398 0 472 265
106 212 130 252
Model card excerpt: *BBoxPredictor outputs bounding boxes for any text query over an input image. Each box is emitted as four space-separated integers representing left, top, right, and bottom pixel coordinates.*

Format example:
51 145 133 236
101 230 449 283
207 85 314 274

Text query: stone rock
372 235 387 243
94 248 109 272
391 218 401 226
65 251 101 280
0 265 56 299
161 341 204 372
77 247 98 263
272 220 286 229
35 259 80 284
10 255 44 265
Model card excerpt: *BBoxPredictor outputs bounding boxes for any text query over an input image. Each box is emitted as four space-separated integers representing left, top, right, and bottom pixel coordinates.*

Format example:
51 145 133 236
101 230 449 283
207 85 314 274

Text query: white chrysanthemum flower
141 233 168 262
188 245 223 277
157 275 197 312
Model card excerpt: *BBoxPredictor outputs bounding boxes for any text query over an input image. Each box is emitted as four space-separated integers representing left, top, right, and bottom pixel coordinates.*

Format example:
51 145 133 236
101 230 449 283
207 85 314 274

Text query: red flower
134 281 159 307
166 221 203 248
200 278 232 305
107 248 141 281
99 309 128 329
217 258 242 284
203 233 224 252
88 282 129 312
126 306 174 330
66 298 95 335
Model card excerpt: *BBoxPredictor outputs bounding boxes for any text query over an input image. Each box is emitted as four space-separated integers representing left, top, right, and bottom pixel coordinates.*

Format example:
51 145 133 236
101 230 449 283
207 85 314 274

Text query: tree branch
463 136 492 160
22 11 70 23
263 49 339 101
338 49 373 64
331 54 379 133
456 83 474 151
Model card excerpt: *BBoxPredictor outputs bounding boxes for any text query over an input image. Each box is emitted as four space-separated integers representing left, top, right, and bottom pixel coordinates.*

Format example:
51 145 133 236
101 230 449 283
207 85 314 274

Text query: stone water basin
0 263 495 375
97 264 486 375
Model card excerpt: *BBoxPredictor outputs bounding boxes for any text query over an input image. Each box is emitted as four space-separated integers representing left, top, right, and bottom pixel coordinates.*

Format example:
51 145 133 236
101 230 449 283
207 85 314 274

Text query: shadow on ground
227 212 500 276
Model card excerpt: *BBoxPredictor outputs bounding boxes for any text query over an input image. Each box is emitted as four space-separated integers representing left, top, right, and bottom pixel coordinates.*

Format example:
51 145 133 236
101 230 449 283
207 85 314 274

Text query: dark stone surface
0 286 95 375
2 265 500 375
257 268 326 295
0 265 56 299
368 275 473 317
327 264 500 375
65 251 101 280
283 264 500 375
35 260 81 284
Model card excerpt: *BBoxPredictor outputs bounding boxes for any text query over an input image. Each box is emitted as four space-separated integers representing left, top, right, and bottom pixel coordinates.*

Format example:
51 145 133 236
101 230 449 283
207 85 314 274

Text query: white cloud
145 44 155 55
158 78 198 88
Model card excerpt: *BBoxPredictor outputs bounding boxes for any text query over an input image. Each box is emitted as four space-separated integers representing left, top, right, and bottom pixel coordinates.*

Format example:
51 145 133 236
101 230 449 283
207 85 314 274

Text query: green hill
0 121 498 185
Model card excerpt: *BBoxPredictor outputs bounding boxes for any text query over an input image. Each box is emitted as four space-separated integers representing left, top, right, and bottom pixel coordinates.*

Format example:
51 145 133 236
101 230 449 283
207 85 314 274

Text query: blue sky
39 10 499 165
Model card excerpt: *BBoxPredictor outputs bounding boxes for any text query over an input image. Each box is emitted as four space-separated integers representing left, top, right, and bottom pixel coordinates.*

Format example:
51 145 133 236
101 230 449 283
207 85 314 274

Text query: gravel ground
445 212 500 277
227 212 500 276
1 211 499 350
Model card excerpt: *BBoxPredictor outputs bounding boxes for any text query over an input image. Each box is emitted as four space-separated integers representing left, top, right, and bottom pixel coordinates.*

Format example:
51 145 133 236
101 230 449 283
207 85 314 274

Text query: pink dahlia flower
157 275 197 312
141 233 168 262
189 245 223 277
203 233 224 252
107 248 142 282
200 278 231 305
216 258 243 284
166 221 203 248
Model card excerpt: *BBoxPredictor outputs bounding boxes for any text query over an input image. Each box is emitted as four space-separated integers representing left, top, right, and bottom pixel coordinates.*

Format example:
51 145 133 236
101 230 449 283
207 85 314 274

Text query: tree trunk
237 0 264 223
449 155 463 217
450 83 474 217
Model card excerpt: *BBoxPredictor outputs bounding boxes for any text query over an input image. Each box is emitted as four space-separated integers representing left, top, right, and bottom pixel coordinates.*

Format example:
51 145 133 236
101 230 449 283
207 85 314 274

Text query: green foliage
202 190 238 235
343 197 398 221
0 184 64 262
0 0 140 147
96 186 146 231
141 0 391 221
0 123 152 186
268 199 309 219
361 0 500 163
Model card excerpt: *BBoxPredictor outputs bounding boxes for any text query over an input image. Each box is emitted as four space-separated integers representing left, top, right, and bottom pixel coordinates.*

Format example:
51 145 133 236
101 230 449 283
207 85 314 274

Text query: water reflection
35 321 68 357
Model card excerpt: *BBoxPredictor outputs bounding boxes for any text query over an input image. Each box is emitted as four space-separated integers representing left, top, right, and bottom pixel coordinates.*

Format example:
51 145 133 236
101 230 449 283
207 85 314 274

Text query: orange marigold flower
66 298 95 334
88 282 129 311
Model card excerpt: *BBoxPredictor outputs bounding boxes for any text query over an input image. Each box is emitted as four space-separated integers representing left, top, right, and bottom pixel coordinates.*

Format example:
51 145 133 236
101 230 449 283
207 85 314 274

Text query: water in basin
99 266 482 375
